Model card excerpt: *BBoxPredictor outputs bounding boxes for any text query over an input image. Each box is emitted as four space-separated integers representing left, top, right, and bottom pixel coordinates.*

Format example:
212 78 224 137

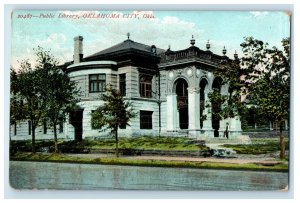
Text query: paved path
127 155 286 165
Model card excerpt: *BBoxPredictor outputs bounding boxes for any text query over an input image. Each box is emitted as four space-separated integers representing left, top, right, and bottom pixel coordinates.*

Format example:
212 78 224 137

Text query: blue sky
11 10 290 69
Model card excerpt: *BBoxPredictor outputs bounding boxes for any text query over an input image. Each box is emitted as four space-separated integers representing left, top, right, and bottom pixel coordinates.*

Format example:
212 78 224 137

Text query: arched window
174 78 189 129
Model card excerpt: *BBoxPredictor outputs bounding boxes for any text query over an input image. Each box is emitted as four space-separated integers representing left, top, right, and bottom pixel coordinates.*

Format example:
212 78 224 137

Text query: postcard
9 10 290 191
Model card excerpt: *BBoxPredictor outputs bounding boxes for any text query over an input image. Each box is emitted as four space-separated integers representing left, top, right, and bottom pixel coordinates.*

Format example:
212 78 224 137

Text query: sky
11 10 290 69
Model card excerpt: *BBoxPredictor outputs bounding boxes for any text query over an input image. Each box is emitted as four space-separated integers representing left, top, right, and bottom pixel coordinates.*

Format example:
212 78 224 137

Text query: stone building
10 34 242 140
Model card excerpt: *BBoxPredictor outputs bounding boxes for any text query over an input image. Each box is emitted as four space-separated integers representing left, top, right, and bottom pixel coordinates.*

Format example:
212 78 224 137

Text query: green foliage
240 37 290 159
10 136 203 153
223 139 289 155
241 37 290 125
208 55 247 122
91 86 135 156
91 86 135 131
10 46 80 153
208 88 247 121
10 49 51 153
38 47 80 152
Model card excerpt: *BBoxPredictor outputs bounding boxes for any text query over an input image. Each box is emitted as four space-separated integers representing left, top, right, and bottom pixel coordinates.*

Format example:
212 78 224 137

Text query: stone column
166 93 178 131
229 116 242 137
188 87 200 137
285 119 288 130
202 89 214 137
219 84 229 136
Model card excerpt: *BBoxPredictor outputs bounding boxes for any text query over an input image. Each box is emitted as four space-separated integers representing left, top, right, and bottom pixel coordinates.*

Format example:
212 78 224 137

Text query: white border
2 1 298 201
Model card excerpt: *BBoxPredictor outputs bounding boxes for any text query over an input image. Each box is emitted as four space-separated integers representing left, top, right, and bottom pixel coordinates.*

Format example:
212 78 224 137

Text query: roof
85 39 165 59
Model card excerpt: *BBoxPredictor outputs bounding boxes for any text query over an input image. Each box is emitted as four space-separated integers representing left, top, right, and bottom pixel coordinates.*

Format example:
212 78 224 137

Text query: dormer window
89 74 106 93
139 75 152 98
151 45 156 54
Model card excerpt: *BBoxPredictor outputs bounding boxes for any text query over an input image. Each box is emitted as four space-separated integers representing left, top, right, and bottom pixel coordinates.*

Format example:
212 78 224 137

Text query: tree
37 47 80 153
10 58 48 153
10 47 80 154
240 37 290 159
91 86 135 157
10 67 27 124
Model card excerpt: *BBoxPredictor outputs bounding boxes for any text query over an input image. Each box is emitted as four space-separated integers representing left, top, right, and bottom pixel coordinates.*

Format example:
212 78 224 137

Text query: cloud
34 33 71 63
73 11 204 57
11 33 71 70
250 11 269 18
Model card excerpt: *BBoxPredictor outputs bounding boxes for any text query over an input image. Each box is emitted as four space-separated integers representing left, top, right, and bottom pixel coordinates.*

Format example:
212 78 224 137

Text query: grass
10 136 206 153
10 152 288 172
10 136 289 156
222 138 289 154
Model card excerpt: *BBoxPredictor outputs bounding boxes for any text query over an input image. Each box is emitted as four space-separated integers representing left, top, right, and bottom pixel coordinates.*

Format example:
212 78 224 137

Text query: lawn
10 136 206 154
10 136 289 155
222 138 289 155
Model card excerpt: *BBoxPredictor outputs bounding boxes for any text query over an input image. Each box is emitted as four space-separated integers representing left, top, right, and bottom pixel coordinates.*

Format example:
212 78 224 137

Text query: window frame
43 120 47 134
89 74 106 93
28 120 31 135
139 75 152 98
140 110 153 129
59 121 64 133
119 73 126 96
14 121 17 136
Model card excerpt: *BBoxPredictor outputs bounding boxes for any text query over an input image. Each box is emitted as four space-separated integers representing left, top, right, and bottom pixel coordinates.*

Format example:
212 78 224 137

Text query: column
229 116 242 137
188 88 200 137
166 93 178 131
202 89 214 137
285 119 288 130
219 84 229 136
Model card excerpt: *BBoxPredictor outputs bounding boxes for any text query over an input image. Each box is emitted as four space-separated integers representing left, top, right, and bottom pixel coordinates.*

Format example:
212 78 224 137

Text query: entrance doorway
174 78 189 129
69 109 83 141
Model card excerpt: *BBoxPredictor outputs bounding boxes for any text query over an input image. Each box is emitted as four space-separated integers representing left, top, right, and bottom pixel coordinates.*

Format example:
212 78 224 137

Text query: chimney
73 36 83 64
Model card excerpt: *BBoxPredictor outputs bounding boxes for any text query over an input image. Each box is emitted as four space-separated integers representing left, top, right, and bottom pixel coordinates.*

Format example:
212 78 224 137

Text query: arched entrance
174 78 189 129
211 77 222 137
200 78 208 129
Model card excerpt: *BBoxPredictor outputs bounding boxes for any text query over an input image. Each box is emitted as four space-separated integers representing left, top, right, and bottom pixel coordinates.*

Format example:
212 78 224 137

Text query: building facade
10 35 242 140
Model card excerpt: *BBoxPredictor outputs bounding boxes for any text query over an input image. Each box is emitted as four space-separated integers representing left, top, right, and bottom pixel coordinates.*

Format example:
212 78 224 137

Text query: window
119 74 126 96
59 121 64 133
140 111 153 129
89 74 106 93
43 120 47 134
28 121 31 135
139 75 152 98
14 121 17 136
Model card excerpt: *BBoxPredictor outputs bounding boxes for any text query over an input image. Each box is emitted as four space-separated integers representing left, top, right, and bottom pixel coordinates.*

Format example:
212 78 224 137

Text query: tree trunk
53 123 58 153
279 122 285 159
32 126 36 154
115 129 119 157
